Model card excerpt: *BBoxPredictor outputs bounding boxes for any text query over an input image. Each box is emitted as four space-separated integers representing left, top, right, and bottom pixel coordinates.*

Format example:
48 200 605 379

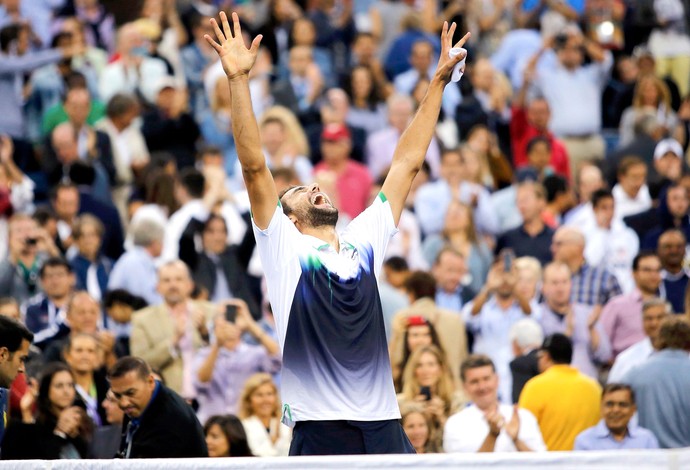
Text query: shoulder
132 306 161 324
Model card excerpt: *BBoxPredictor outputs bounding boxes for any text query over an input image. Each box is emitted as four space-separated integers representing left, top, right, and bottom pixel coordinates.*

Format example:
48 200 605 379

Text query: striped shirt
571 262 622 306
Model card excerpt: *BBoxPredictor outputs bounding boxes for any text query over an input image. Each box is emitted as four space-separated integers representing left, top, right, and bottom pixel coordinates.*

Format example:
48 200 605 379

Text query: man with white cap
652 138 684 184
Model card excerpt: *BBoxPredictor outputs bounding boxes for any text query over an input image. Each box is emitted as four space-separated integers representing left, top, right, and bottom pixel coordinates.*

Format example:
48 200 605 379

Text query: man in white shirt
612 156 651 221
583 189 639 292
444 354 546 453
205 12 469 455
608 298 671 382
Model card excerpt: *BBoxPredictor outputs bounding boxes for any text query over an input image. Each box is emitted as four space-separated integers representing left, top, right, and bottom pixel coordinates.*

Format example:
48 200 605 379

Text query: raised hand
205 11 263 80
434 21 471 85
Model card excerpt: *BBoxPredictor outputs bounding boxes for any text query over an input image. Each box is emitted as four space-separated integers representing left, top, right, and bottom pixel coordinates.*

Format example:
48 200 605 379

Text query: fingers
220 11 233 39
447 22 457 47
249 34 263 55
232 12 242 39
454 32 471 49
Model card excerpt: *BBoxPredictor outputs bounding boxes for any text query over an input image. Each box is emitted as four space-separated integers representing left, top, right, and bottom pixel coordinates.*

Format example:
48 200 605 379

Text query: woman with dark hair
345 65 388 137
204 415 254 458
2 362 93 459
392 316 444 393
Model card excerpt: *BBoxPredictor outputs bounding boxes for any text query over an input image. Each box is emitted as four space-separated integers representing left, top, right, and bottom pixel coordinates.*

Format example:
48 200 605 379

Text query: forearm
547 0 579 20
471 287 492 316
229 76 266 172
478 432 498 452
248 324 279 356
514 438 533 452
197 344 221 383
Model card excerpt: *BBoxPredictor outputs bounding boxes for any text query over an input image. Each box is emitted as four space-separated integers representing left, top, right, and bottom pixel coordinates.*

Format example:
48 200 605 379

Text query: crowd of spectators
0 0 690 460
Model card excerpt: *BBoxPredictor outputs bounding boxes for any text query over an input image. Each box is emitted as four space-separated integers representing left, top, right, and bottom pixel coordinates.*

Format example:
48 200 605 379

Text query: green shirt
41 101 106 136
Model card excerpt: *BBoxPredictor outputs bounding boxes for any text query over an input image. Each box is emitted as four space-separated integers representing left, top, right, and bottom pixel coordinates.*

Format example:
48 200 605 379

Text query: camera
25 237 38 246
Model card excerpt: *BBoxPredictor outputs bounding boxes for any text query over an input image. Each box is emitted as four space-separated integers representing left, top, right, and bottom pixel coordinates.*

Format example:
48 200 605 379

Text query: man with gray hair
365 93 442 180
608 297 671 383
509 318 544 403
108 219 165 305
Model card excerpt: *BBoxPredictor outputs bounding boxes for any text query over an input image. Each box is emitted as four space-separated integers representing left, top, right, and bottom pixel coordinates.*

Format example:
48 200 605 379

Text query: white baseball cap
654 138 684 161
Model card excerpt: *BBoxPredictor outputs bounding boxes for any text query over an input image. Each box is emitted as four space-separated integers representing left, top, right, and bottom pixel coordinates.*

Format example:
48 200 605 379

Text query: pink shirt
599 290 646 358
315 160 373 220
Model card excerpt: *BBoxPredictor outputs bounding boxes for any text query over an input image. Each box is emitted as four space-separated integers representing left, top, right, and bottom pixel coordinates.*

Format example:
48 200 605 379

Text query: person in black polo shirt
495 181 554 265
108 357 207 459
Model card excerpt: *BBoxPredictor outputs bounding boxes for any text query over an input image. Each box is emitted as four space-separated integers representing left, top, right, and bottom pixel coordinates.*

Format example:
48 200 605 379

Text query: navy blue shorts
288 419 416 455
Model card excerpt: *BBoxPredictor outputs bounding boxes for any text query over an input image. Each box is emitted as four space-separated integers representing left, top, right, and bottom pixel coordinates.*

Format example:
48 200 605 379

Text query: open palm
205 11 263 79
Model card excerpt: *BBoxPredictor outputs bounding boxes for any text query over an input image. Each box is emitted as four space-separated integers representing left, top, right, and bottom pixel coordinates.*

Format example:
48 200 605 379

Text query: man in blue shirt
0 315 33 443
574 383 659 450
622 317 690 448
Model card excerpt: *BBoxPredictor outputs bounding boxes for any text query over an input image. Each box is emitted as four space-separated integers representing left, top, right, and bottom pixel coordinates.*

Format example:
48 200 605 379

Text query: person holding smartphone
193 299 280 424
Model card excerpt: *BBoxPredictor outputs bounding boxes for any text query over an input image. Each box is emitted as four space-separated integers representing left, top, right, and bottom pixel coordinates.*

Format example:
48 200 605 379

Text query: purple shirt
538 303 612 379
574 420 659 451
193 342 281 424
599 290 646 357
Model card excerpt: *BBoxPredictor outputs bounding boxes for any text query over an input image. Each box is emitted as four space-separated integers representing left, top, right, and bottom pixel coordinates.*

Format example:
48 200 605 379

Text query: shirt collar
594 419 638 439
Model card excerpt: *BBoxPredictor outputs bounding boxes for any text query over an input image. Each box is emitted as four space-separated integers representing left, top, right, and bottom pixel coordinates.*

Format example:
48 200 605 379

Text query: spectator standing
443 355 546 453
657 229 689 313
574 383 660 450
612 157 651 221
108 357 208 458
608 298 670 383
622 317 690 448
130 260 215 398
600 252 663 358
538 262 612 378
509 319 544 404
108 219 164 307
581 189 639 293
551 226 622 306
193 301 280 423
519 333 601 451
64 333 109 426
69 215 112 303
495 181 554 265
465 263 533 403
432 247 478 314
642 182 690 250
238 373 292 457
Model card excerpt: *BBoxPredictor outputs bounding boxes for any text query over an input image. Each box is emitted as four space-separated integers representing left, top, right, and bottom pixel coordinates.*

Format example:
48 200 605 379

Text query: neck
638 287 657 299
665 264 682 275
566 256 585 274
522 217 544 235
608 426 628 441
74 370 94 391
325 158 348 174
258 415 272 429
476 400 498 414
447 232 469 244
301 225 340 252
51 294 70 308
547 301 569 314
496 294 514 308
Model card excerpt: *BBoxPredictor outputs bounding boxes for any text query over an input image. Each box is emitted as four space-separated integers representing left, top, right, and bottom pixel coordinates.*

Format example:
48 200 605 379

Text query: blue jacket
70 254 113 299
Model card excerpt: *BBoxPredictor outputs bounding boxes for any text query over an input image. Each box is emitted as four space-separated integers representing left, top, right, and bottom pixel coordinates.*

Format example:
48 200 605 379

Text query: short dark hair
541 333 573 364
106 93 139 119
384 256 409 272
403 271 437 300
602 383 635 404
543 174 569 203
39 256 72 278
591 188 613 208
50 181 78 202
103 289 148 310
656 317 690 351
203 415 254 457
526 136 551 155
434 246 464 266
107 356 152 381
632 250 659 271
0 316 33 353
460 354 496 382
203 214 228 235
178 168 205 199
617 156 645 177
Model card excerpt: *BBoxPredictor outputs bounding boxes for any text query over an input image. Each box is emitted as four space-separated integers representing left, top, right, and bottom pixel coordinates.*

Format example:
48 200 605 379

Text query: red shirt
511 106 571 180
315 160 373 220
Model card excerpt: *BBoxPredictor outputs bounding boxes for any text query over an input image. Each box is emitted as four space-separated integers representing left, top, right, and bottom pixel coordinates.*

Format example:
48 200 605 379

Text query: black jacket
119 382 207 459
510 349 540 403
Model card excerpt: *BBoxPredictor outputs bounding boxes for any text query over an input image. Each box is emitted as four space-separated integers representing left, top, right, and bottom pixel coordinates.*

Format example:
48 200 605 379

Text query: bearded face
282 185 339 229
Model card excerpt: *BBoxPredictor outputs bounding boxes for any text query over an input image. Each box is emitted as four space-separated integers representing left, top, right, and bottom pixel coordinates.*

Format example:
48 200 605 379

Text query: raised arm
205 12 277 229
381 22 470 225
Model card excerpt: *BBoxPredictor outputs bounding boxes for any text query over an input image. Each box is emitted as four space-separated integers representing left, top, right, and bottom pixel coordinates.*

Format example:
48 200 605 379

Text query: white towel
449 47 468 82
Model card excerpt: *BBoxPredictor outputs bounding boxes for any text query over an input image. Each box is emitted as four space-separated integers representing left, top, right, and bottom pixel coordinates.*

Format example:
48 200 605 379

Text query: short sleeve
252 204 303 274
342 192 399 277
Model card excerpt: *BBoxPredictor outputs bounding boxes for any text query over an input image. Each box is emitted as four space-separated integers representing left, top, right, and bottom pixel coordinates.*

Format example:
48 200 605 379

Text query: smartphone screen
225 305 238 323
420 386 431 401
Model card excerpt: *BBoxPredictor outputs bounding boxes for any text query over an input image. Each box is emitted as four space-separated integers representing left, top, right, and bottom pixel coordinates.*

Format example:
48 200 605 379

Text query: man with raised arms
205 11 469 455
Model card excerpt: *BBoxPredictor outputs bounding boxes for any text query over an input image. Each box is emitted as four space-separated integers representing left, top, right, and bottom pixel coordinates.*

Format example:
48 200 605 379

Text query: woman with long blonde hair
238 373 292 457
397 345 466 451
618 74 684 147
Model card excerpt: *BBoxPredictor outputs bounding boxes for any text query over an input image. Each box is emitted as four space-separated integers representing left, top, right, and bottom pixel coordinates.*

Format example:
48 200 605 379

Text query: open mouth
310 193 330 208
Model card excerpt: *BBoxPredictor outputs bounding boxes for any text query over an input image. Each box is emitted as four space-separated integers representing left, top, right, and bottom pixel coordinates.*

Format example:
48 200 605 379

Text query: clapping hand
205 12 263 81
